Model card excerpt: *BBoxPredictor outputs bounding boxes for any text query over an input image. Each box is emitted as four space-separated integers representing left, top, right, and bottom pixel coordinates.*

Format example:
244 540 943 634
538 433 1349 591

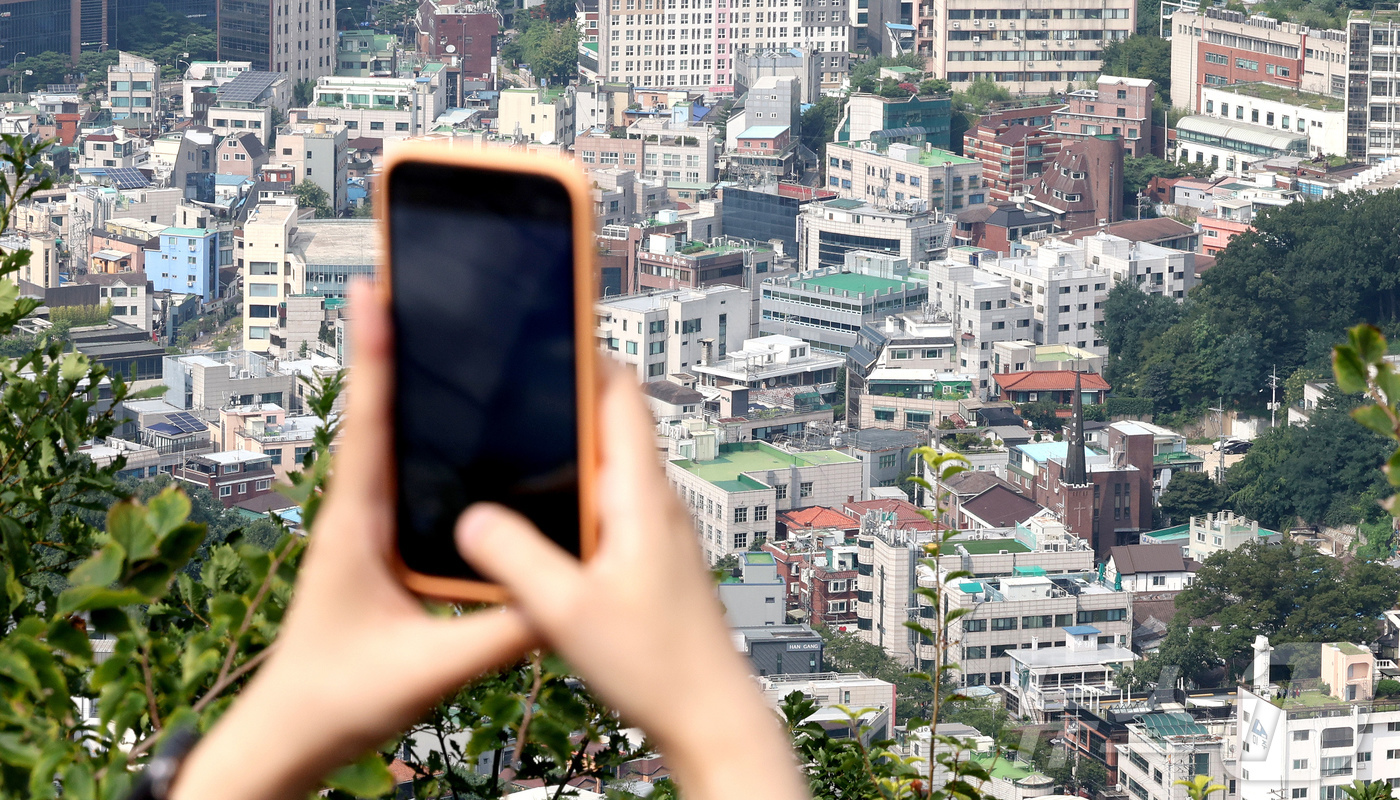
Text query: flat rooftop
954 539 1032 555
671 441 857 492
1211 82 1343 112
793 272 912 295
290 220 379 264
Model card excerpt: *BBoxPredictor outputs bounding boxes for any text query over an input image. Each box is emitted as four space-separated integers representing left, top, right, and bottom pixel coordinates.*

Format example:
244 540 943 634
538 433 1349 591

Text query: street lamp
9 52 24 94
18 69 31 95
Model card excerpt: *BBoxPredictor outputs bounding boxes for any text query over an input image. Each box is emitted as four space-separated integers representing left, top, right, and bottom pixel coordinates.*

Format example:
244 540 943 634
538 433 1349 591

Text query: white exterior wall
980 244 1110 355
596 284 752 383
100 278 154 331
240 202 300 352
1198 86 1346 157
498 88 575 145
799 202 952 271
925 261 1035 390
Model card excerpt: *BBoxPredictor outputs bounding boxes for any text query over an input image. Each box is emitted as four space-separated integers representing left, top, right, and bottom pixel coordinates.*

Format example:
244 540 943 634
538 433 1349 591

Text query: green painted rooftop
956 539 1032 555
972 754 1038 781
794 272 912 295
829 139 977 166
1154 451 1205 465
1142 524 1189 541
671 442 857 492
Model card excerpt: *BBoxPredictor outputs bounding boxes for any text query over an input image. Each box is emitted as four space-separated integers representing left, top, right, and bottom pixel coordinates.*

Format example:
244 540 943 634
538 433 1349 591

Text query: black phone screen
389 161 580 581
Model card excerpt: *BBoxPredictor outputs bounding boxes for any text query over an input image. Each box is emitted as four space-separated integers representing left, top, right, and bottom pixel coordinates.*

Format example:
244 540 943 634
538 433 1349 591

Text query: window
828 600 847 613
648 341 665 355
775 484 788 499
1292 791 1307 799
1077 608 1127 623
626 341 638 355
990 644 1017 658
828 579 848 592
991 617 1017 631
878 454 897 469
219 486 232 497
964 646 986 659
799 481 813 498
963 618 987 632
873 408 895 422
1292 760 1308 771
1022 615 1053 628
734 507 748 523
1151 575 1167 586
754 505 768 521
733 532 748 549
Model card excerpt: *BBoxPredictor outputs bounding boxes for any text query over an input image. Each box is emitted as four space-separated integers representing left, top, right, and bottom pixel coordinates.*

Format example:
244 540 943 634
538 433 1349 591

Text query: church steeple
1065 369 1087 486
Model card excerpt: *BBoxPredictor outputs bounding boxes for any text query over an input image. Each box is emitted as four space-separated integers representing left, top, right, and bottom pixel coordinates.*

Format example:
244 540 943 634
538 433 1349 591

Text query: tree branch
512 653 545 772
139 644 163 732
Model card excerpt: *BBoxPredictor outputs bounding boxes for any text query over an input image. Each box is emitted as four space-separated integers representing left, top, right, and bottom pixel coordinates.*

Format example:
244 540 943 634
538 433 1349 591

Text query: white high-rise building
598 0 850 93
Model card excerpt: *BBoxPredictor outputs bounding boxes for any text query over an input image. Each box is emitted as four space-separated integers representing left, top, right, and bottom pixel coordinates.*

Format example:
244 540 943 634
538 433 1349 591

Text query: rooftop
829 139 978 167
793 272 911 295
737 125 790 139
290 220 379 264
671 441 857 492
954 538 1032 555
1210 82 1343 112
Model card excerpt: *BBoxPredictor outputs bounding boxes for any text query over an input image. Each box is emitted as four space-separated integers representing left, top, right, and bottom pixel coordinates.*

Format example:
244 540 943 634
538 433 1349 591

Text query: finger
328 280 394 505
456 503 586 633
596 365 673 504
394 605 540 703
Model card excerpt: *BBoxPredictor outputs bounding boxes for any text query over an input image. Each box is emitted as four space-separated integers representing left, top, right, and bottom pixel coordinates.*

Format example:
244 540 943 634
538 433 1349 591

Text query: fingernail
456 504 500 553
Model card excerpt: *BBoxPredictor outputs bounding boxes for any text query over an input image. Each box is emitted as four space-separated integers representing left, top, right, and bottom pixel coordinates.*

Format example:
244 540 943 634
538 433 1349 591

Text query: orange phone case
377 141 599 604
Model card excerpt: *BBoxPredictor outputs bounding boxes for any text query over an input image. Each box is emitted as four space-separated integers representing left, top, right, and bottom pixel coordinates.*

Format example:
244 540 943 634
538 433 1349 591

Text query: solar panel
218 71 281 104
163 412 208 434
107 167 149 190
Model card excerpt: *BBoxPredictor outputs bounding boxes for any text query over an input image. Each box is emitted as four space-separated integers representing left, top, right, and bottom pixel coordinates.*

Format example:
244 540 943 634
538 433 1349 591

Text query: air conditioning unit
1041 41 1049 47
973 35 981 42
952 20 959 27
988 21 996 27
1041 19 1048 26
972 18 980 25
1009 21 1016 27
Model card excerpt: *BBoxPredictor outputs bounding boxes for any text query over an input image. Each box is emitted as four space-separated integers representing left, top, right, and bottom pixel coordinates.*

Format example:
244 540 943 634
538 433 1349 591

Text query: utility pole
1210 398 1225 482
1265 365 1281 428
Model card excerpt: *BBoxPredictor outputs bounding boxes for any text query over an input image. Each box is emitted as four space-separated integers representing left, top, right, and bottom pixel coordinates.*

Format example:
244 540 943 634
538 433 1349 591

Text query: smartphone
381 144 599 603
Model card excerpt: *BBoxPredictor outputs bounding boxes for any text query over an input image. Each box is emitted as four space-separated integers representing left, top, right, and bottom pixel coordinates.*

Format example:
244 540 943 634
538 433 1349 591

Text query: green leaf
45 618 93 664
156 523 204 567
1386 449 1400 489
1353 404 1398 440
61 760 96 800
58 351 89 383
0 732 41 768
146 487 192 538
1352 324 1387 366
56 585 148 616
324 753 394 797
1334 344 1370 394
68 542 126 588
0 646 41 691
107 501 157 562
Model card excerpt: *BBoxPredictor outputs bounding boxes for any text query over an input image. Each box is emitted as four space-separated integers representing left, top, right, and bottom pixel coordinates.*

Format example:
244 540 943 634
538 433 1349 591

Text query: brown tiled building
1021 136 1125 230
964 122 1061 203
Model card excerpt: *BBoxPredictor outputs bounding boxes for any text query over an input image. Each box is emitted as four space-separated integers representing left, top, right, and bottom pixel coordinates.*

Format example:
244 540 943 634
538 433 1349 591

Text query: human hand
456 369 811 800
170 282 538 800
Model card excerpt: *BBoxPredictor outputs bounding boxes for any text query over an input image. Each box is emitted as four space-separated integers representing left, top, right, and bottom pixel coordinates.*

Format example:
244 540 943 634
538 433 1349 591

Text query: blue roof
738 124 790 139
1064 625 1100 636
692 105 711 121
885 21 916 30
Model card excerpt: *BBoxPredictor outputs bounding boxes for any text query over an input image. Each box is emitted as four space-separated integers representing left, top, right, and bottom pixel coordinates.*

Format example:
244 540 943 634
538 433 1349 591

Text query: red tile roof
993 370 1110 393
842 499 940 531
779 506 858 530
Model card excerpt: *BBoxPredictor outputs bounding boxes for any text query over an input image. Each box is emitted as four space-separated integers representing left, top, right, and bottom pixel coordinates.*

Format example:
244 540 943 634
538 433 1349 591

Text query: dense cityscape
2 0 1400 796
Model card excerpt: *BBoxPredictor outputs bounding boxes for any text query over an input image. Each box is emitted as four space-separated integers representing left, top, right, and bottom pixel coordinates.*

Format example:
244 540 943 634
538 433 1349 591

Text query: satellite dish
445 44 457 53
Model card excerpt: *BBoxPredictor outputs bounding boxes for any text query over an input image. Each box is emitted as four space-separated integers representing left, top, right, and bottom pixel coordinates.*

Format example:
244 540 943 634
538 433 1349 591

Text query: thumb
456 503 586 633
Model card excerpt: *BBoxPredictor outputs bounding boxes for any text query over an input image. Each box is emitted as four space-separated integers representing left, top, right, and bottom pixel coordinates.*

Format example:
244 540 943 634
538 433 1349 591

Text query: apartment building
0 233 60 289
726 75 800 150
498 86 575 145
924 258 1036 389
1022 136 1125 229
1173 114 1310 176
1052 75 1155 158
1346 9 1400 161
240 201 299 352
666 439 862 563
1005 626 1138 721
630 112 719 183
991 340 1104 376
797 197 953 271
633 234 773 291
918 0 1136 95
976 241 1108 353
596 283 751 381
183 61 254 112
597 0 850 93
418 0 499 86
733 48 825 104
845 311 958 425
217 0 335 81
104 52 158 123
1115 712 1230 800
1199 82 1346 157
691 334 844 394
334 32 398 77
825 140 985 213
220 403 319 482
964 120 1061 203
273 120 349 213
1184 510 1282 563
1232 642 1400 800
759 265 929 354
161 350 298 411
1168 7 1347 112
310 70 446 143
144 227 220 302
85 273 154 331
174 450 277 509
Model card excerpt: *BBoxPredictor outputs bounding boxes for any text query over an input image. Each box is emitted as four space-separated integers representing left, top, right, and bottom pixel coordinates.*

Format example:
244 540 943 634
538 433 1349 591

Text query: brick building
1051 75 1156 158
964 123 1062 203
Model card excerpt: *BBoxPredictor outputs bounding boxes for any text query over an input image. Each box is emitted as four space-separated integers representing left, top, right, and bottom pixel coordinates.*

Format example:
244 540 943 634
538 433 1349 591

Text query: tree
1377 679 1400 698
849 53 925 93
955 78 1011 113
1157 471 1227 526
1099 35 1172 95
1122 154 1214 198
507 21 580 85
292 180 335 218
1174 539 1400 677
293 78 315 107
11 51 72 90
800 95 844 158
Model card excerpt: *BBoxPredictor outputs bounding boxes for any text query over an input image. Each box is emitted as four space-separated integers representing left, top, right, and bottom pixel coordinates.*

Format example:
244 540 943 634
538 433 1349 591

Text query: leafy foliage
500 18 580 85
802 96 844 157
1123 155 1215 202
1098 35 1171 95
292 180 335 219
849 54 926 94
1224 388 1392 530
1103 191 1400 415
1173 539 1400 679
953 79 1011 114
1157 471 1228 526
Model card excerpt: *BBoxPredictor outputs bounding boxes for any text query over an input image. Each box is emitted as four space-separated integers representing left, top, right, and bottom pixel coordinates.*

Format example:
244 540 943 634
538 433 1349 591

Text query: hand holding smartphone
382 144 599 602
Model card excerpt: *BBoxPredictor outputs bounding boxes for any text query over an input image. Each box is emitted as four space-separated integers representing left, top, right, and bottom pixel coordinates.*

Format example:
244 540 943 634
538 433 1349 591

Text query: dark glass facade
112 0 214 49
0 0 76 65
217 0 269 69
720 186 801 253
